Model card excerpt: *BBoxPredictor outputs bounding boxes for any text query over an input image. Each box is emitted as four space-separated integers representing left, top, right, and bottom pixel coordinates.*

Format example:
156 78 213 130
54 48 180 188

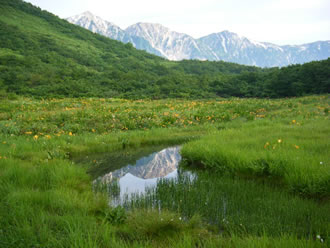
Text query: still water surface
94 146 184 205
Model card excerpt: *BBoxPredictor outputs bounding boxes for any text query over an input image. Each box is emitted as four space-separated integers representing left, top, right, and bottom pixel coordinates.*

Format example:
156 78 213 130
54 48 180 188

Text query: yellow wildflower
33 135 39 140
294 145 299 149
69 132 73 136
278 139 282 143
25 131 32 135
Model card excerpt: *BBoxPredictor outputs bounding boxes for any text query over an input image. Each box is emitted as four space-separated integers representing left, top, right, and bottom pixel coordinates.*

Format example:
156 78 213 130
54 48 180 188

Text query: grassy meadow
0 95 329 247
181 118 330 198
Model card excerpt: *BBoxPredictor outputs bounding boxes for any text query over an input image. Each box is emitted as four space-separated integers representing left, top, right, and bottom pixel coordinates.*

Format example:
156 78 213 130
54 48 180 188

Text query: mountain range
1 0 329 99
67 12 330 67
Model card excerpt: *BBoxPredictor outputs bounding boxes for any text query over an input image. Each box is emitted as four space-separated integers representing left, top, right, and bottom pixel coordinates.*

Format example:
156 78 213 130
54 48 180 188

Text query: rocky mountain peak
81 11 94 18
67 11 125 39
67 12 330 67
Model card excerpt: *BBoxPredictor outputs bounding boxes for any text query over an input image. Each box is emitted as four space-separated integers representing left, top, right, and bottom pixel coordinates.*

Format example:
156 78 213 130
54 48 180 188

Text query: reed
125 171 329 239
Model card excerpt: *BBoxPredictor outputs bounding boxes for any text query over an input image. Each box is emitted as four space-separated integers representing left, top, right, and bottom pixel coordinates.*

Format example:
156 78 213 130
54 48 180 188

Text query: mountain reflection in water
94 146 183 205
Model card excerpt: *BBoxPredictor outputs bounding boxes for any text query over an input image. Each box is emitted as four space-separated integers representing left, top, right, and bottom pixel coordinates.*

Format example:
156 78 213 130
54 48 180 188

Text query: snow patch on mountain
67 11 125 40
67 12 330 67
125 22 201 60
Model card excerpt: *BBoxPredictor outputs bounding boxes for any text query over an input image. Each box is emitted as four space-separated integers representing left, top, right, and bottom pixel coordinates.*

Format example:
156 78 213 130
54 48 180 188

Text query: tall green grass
0 95 329 247
125 171 330 239
0 126 210 247
181 119 330 198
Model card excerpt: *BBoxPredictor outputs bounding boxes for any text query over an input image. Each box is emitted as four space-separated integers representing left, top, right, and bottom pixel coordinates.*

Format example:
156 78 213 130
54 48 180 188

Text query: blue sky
24 0 330 45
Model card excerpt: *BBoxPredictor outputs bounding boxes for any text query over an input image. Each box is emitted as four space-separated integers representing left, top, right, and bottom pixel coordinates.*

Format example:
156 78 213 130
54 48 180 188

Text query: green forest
0 0 329 99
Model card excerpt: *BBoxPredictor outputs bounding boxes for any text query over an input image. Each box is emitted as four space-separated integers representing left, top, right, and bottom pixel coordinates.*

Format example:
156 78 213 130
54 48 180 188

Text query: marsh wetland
88 144 329 240
0 95 329 247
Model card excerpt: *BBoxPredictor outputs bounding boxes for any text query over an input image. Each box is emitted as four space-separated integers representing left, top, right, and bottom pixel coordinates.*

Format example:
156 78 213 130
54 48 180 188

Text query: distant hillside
0 0 329 99
68 12 330 67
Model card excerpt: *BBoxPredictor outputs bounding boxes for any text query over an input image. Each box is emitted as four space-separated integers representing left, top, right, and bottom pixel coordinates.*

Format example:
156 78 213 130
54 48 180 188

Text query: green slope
0 0 168 98
0 0 329 98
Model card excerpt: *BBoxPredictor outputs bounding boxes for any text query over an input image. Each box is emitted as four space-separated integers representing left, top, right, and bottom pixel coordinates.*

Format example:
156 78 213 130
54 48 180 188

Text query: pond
93 146 192 205
87 145 329 237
